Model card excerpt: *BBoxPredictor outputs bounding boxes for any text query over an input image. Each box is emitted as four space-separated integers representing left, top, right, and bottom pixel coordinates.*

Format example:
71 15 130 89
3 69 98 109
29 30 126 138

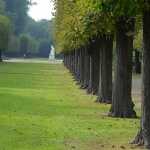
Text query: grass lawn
132 73 141 78
0 62 142 150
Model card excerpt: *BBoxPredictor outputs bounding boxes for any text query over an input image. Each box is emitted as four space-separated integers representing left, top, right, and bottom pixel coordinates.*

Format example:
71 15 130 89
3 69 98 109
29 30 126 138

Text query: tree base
131 130 150 149
86 87 92 94
95 97 111 104
108 109 137 118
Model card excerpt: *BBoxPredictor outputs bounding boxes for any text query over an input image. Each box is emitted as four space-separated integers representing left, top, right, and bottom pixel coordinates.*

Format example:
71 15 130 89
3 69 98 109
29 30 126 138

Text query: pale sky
28 0 54 21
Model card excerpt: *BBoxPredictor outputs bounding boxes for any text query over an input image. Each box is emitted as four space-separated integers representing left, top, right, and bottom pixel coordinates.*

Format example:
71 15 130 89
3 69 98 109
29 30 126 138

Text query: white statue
49 45 55 61
50 45 55 55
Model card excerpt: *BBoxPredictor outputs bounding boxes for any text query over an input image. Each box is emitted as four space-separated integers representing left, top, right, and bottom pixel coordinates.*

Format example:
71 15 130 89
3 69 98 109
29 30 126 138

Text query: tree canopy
0 15 11 51
53 0 147 53
4 0 32 35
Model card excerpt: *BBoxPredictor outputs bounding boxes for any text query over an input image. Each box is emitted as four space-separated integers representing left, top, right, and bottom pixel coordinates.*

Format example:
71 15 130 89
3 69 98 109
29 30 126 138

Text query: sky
28 0 54 21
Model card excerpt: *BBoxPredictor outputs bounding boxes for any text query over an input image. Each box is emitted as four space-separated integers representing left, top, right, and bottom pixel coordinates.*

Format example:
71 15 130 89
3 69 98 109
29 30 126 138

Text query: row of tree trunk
63 17 136 118
63 10 150 148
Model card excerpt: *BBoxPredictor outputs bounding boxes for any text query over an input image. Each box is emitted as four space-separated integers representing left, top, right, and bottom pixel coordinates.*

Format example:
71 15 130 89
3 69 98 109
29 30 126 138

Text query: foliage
134 29 143 52
25 17 54 57
4 0 32 35
38 39 52 57
0 15 11 52
7 35 20 53
0 62 141 150
0 0 5 14
19 34 39 54
25 17 53 41
53 0 149 53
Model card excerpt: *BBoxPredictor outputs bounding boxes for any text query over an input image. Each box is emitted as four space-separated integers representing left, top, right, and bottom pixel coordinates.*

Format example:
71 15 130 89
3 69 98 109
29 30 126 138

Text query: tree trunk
70 51 74 73
79 46 85 86
74 49 78 80
63 53 67 66
135 50 141 73
65 52 69 68
96 34 113 104
72 50 75 77
132 9 150 149
109 17 136 118
68 51 71 72
87 35 100 95
83 44 90 89
76 49 80 81
0 51 2 62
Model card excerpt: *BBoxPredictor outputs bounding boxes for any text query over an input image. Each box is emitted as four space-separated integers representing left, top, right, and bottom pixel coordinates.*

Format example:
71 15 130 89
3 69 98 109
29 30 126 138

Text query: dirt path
132 77 141 109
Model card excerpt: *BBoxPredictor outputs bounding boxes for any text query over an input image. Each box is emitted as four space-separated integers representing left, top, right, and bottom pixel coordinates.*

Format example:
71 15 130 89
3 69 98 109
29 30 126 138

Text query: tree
0 0 5 14
4 0 31 35
38 39 51 57
100 0 142 118
7 35 20 53
96 34 113 103
25 17 54 57
25 18 51 41
19 34 39 56
0 15 11 61
53 0 114 96
109 17 136 118
132 2 150 148
134 29 143 73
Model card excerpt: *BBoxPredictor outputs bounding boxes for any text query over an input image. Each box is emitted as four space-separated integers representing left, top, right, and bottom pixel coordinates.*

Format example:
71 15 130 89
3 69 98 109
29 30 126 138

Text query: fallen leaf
120 145 126 149
112 145 115 148
126 30 134 36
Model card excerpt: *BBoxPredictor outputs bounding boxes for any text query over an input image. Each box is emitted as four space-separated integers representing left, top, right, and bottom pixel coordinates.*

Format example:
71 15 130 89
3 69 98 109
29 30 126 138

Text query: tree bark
63 53 67 67
0 51 2 62
74 49 79 80
109 17 136 118
132 8 150 149
72 50 75 77
87 35 100 95
96 34 113 104
83 44 90 89
135 50 141 73
76 49 80 81
70 51 74 73
79 47 85 85
68 51 72 72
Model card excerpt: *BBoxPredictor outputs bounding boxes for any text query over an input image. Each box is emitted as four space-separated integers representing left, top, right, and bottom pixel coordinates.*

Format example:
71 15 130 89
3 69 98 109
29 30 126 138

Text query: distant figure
23 54 26 60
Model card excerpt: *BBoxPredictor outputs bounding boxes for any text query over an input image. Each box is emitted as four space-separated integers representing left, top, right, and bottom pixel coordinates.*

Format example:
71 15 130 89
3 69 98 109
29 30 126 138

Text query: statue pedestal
49 54 55 61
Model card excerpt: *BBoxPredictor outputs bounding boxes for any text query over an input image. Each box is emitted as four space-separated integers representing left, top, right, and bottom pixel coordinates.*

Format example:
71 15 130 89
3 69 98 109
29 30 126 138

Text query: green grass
0 62 142 150
27 58 49 61
28 58 63 62
132 73 141 78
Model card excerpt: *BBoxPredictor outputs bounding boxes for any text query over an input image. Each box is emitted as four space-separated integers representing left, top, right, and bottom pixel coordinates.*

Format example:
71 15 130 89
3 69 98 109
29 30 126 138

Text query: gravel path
3 58 63 64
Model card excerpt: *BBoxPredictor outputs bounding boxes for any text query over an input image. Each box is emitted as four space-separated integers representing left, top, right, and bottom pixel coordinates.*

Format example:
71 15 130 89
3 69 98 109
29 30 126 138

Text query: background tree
38 39 51 57
133 28 143 73
19 34 39 57
25 17 54 57
7 35 20 56
0 0 5 14
0 15 11 61
132 1 150 148
4 0 31 35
